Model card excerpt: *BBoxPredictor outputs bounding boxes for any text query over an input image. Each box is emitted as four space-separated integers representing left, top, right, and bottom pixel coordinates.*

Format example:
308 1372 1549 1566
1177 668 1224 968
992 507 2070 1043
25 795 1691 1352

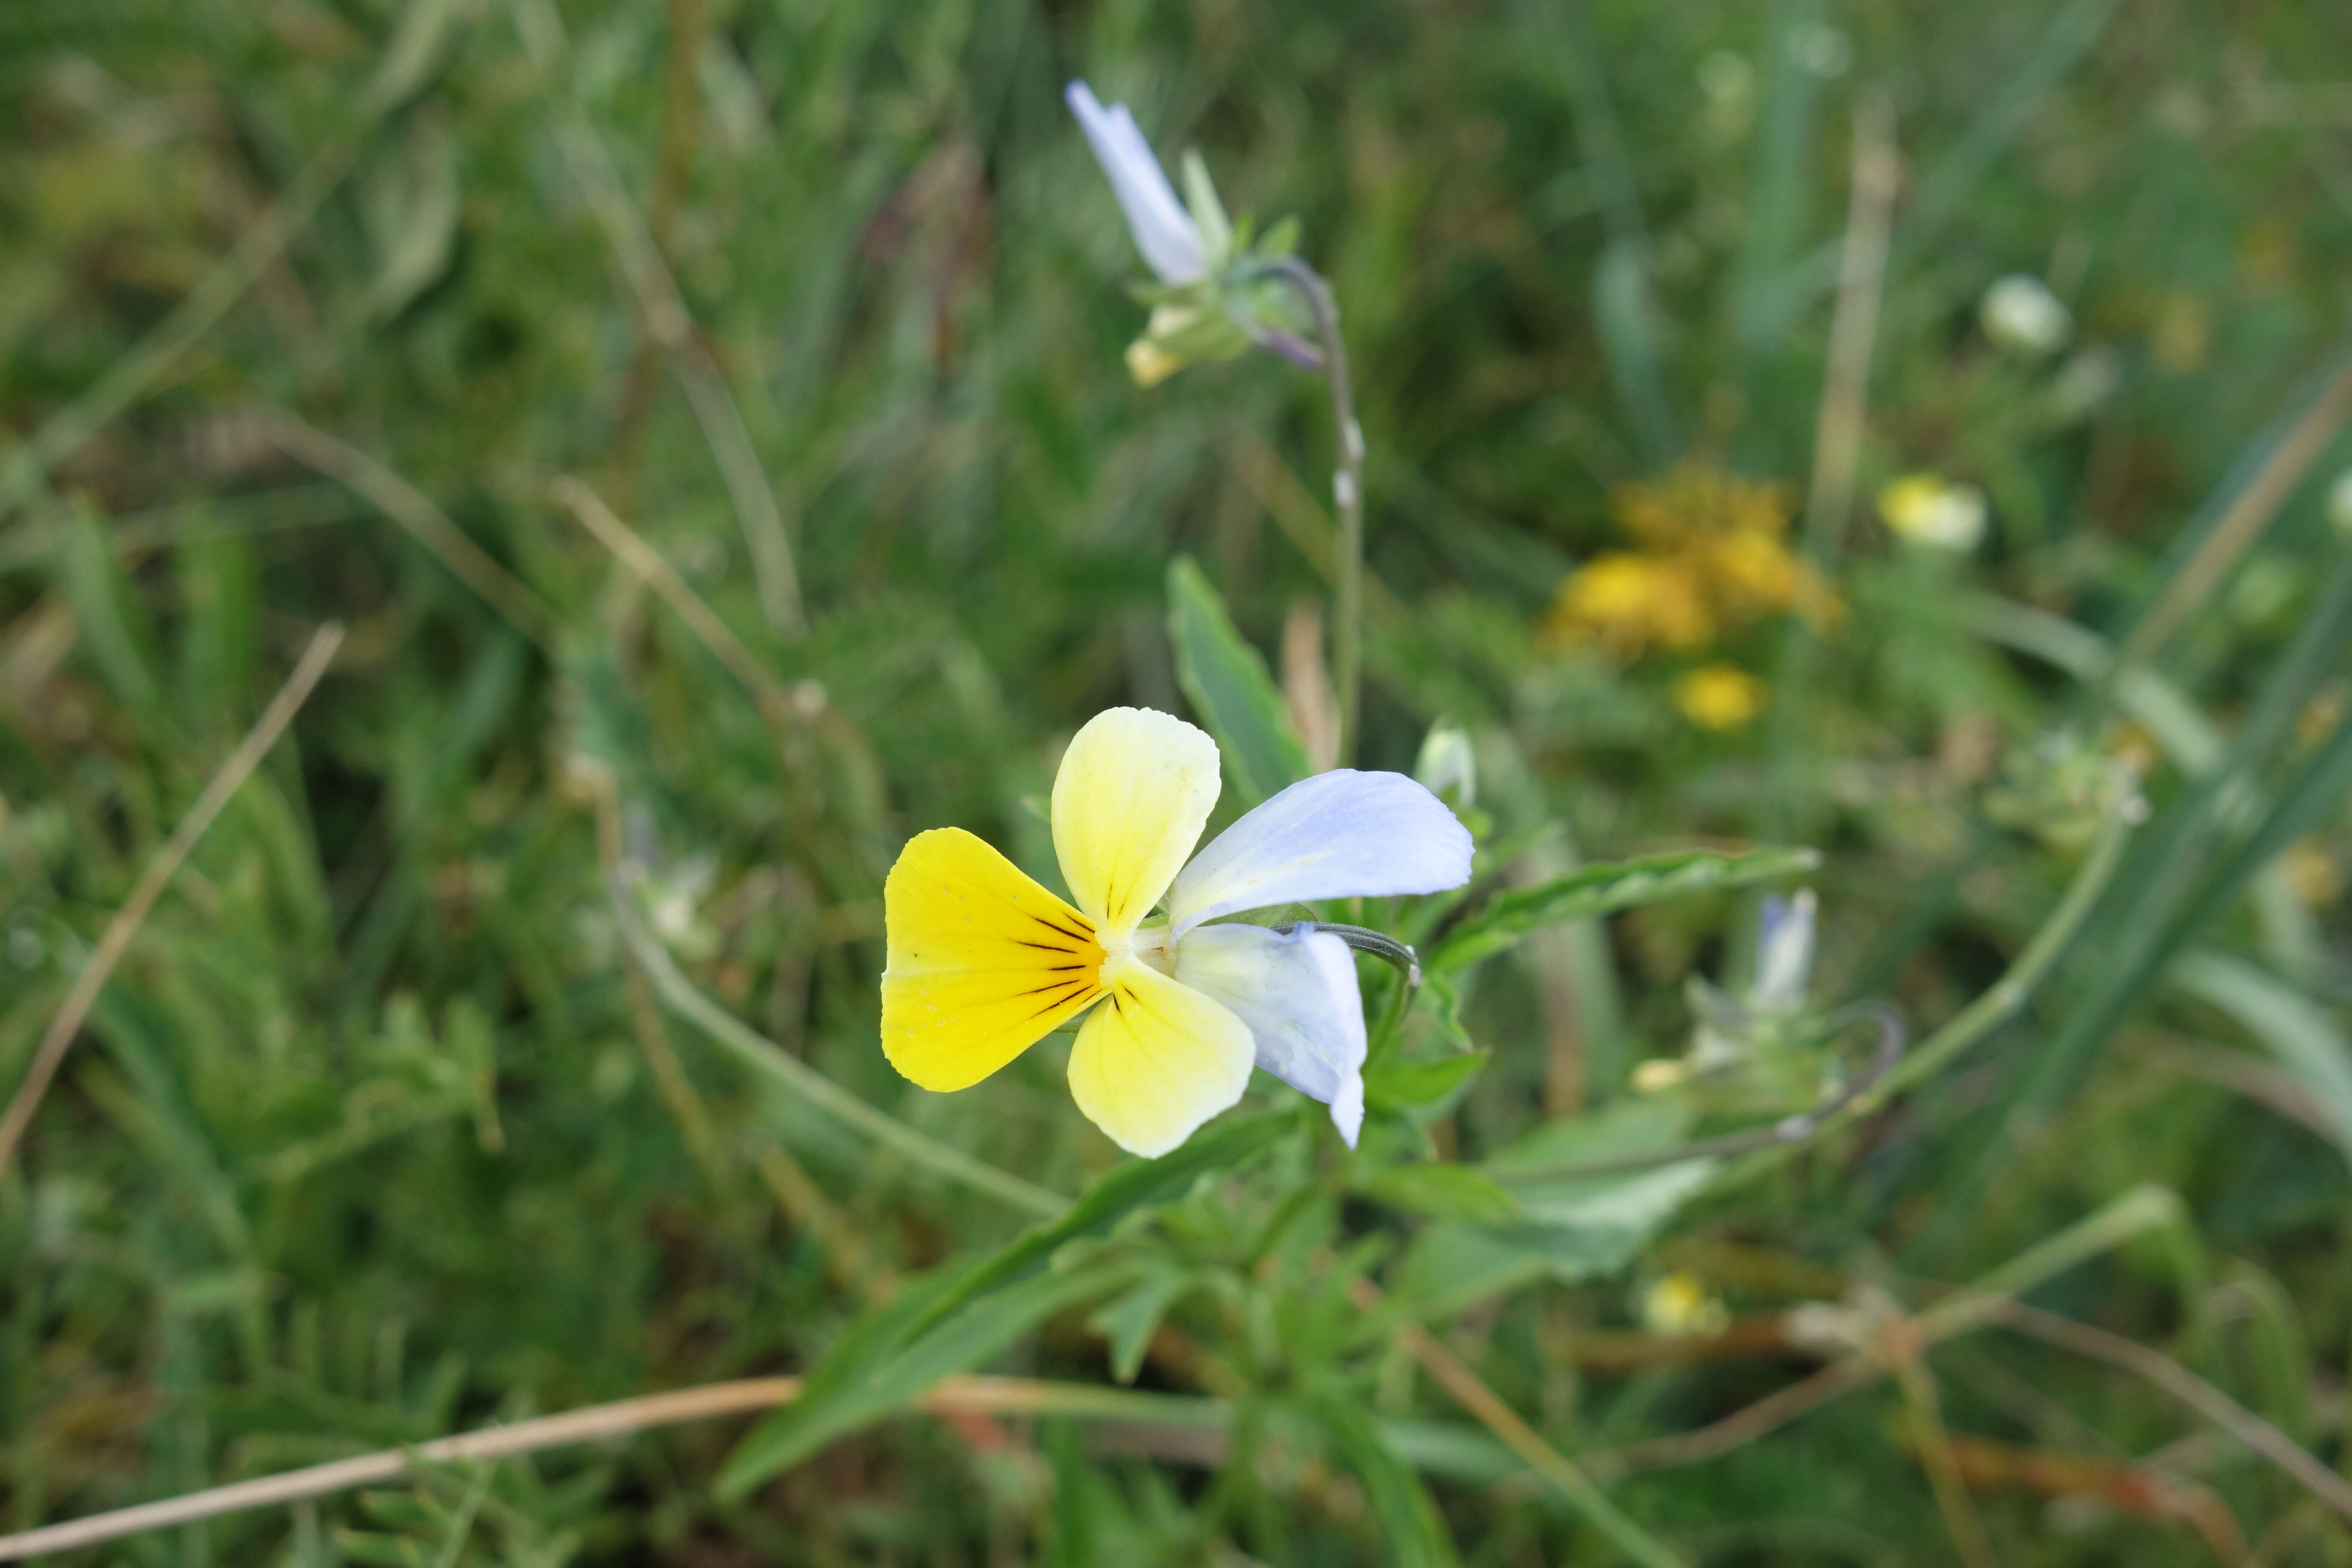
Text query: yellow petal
881 827 1106 1092
1050 707 1220 936
1067 962 1253 1157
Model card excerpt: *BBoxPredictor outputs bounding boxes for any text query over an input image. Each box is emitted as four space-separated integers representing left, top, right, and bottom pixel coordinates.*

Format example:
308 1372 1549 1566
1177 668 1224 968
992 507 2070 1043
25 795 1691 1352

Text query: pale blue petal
1173 923 1365 1146
1064 81 1206 285
1164 770 1473 938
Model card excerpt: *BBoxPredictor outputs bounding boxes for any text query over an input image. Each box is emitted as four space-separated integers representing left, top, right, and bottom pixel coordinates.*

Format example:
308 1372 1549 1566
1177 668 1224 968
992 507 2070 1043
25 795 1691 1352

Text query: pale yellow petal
881 827 1105 1092
1066 962 1253 1157
1050 707 1221 936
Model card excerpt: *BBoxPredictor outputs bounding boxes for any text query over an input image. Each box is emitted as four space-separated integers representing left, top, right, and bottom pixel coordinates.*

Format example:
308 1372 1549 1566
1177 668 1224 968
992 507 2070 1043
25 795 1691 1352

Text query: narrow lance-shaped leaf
720 1115 1295 1496
1430 846 1819 973
1167 555 1311 805
719 1259 1136 1498
1315 1395 1467 1568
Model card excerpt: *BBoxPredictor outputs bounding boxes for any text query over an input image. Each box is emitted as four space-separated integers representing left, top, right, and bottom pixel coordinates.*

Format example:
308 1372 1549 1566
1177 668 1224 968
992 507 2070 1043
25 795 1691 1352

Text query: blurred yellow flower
1125 337 1182 387
1631 1057 1691 1093
1548 463 1840 659
1879 473 1987 551
1640 1271 1730 1338
2279 839 2343 909
1614 463 1792 551
1673 663 1767 730
1555 552 1710 655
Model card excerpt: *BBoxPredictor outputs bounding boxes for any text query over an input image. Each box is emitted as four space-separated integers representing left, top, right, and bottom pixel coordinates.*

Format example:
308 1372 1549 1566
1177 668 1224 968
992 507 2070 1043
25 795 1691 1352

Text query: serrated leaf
1430 847 1819 973
1315 1396 1466 1568
1357 1162 1519 1223
1167 556 1310 806
1364 1049 1489 1111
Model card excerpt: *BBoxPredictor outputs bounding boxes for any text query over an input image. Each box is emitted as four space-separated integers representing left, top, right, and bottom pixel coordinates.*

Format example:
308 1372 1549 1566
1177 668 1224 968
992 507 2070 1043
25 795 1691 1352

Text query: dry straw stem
2115 350 2352 671
1349 1278 1688 1568
552 475 785 710
1892 1353 2002 1568
0 1375 1222 1562
1800 92 1901 562
0 142 353 523
1589 1189 2352 1531
1996 1302 2352 1527
263 412 561 648
1587 1186 2181 1479
0 623 343 1173
511 0 805 638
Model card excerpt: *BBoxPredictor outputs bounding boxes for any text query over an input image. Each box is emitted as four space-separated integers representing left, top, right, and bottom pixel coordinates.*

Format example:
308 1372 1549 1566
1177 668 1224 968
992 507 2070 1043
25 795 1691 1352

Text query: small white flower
1879 473 1988 552
1981 274 2072 355
1064 80 1206 287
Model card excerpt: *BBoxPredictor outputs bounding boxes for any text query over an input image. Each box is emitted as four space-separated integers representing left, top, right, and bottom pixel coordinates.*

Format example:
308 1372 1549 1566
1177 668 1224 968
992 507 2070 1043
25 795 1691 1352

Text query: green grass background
6 0 2352 1561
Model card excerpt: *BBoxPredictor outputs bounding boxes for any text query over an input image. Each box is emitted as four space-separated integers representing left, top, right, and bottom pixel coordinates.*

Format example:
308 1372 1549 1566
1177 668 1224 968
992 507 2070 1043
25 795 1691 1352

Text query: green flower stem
607 867 1069 1218
1703 801 2135 1196
1262 255 1364 766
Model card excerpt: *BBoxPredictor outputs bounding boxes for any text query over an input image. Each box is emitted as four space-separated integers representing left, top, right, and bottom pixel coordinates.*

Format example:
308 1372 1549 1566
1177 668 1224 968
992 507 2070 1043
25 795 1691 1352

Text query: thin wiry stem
1260 256 1364 765
553 475 786 710
1348 1276 1687 1568
605 859 1068 1217
263 412 561 649
0 624 344 1174
1586 1188 2184 1480
1997 1302 2352 1527
511 0 805 637
2113 347 2352 671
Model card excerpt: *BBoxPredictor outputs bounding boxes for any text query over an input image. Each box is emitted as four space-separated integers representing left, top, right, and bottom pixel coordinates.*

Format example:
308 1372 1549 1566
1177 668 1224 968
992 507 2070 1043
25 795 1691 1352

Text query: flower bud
1981 274 2072 355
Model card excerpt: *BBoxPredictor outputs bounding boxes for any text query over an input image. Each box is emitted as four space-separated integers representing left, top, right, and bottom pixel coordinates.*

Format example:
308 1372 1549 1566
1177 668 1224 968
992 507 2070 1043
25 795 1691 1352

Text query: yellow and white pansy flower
881 707 1473 1157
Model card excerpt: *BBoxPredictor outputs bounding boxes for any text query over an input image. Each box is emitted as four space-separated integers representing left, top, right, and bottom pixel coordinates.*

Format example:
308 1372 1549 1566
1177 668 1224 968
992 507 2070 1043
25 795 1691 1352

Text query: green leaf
1166 556 1310 806
55 496 161 715
917 1112 1291 1336
1357 1162 1518 1224
720 1258 1133 1498
720 1115 1292 1496
1395 1102 1710 1317
1315 1396 1466 1568
1179 150 1233 268
1364 1049 1489 1111
1087 1266 1197 1384
2172 951 2352 1170
1429 846 1819 973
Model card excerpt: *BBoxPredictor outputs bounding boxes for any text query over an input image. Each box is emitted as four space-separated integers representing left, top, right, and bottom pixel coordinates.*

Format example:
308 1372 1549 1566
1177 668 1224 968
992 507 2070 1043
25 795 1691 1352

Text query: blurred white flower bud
1750 889 1817 1014
1878 473 1988 552
2049 345 2122 422
1981 274 2072 355
1413 722 1477 808
2328 469 2352 539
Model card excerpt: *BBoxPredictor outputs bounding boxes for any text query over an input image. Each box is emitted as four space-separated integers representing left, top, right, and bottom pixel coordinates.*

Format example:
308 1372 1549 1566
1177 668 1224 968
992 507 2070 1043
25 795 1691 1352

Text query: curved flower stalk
881 707 1471 1156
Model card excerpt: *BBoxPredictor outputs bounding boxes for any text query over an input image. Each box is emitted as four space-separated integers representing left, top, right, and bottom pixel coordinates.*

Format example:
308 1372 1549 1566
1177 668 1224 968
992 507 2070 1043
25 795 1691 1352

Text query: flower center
1093 922 1175 989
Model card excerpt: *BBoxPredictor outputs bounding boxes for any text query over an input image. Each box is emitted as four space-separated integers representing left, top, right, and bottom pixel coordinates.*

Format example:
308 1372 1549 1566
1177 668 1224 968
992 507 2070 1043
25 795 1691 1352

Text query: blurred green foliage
5 0 2352 1561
